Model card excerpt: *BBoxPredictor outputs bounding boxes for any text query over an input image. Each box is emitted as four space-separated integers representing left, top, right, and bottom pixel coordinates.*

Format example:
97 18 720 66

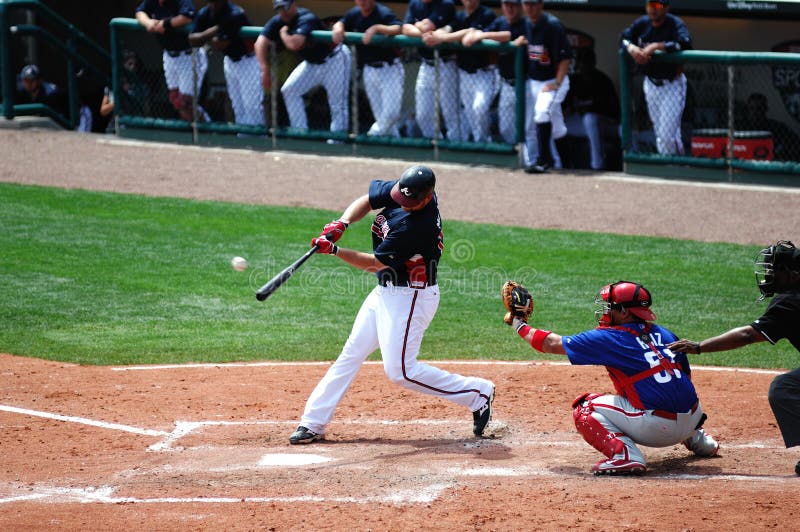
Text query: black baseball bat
255 245 319 301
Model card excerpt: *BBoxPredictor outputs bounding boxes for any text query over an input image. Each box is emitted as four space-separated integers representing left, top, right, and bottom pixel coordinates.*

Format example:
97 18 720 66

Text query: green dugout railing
110 17 527 158
619 49 800 177
0 0 110 129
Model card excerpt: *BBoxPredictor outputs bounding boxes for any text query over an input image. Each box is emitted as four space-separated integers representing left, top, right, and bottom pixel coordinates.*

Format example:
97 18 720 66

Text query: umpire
669 240 800 476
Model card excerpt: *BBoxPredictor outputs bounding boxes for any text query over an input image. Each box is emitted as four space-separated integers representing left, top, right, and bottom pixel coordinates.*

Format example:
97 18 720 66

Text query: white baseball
231 256 248 272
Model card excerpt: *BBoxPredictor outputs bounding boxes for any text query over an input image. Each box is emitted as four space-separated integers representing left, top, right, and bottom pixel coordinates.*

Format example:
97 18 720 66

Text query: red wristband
530 329 552 352
517 324 531 337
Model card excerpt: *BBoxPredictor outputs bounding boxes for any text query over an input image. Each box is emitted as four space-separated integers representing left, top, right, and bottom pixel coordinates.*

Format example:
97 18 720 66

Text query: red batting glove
311 237 338 255
320 220 348 243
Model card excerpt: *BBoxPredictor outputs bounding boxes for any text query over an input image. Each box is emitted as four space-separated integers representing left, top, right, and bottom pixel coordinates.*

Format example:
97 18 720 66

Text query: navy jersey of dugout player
257 0 351 135
669 241 800 476
287 166 495 445
423 0 497 143
189 0 263 126
508 280 719 475
520 0 573 174
402 0 459 140
620 0 692 155
331 0 404 137
462 0 529 145
136 0 209 122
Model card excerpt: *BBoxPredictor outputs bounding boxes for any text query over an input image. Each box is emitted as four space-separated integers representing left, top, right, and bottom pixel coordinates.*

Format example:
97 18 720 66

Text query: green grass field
0 182 793 368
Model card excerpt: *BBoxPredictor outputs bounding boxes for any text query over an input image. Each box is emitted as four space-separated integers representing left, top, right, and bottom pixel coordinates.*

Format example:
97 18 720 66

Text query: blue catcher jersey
564 322 698 412
368 180 443 287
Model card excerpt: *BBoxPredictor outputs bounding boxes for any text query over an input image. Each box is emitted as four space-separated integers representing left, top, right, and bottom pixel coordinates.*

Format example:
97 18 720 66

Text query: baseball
231 256 248 272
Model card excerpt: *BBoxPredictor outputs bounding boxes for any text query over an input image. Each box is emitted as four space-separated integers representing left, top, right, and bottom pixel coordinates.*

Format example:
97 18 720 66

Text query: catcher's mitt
501 281 533 326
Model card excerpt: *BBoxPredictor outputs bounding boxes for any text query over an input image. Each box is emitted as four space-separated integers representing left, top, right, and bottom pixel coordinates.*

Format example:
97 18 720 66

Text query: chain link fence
621 50 800 174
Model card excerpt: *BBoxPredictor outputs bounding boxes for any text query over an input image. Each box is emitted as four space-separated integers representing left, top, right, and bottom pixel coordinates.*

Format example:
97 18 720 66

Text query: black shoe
289 425 322 445
472 387 495 437
795 459 800 476
523 160 552 174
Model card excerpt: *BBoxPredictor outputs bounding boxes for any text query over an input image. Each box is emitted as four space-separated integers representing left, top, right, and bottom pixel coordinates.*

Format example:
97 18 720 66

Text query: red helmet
594 281 656 325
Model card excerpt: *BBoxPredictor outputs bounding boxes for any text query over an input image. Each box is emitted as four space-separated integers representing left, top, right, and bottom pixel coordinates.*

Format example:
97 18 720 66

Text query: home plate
259 453 333 466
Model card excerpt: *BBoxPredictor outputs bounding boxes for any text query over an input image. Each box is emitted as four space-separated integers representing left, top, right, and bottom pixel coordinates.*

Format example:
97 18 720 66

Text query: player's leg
414 62 436 138
769 368 800 449
363 64 384 135
644 78 673 155
223 57 247 125
522 79 542 167
380 61 404 137
572 393 646 475
280 61 314 129
377 286 494 414
438 61 462 142
239 56 264 126
322 46 350 133
663 74 687 155
295 288 382 439
581 112 605 170
498 80 516 144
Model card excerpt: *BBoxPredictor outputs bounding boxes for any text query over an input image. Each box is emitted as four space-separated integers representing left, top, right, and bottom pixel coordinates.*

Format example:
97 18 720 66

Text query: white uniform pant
364 60 404 137
458 66 499 143
564 112 619 170
162 48 207 96
299 284 494 435
498 80 517 144
414 60 460 140
643 73 686 155
587 394 706 465
223 54 263 126
282 45 351 132
522 77 569 166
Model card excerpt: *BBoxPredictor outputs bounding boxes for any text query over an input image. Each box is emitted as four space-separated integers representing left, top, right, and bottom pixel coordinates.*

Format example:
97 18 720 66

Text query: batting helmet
391 165 436 208
594 280 656 325
755 240 799 299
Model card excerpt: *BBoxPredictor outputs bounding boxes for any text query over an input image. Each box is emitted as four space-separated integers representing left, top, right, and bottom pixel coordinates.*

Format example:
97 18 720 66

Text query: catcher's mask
594 281 656 326
755 240 799 300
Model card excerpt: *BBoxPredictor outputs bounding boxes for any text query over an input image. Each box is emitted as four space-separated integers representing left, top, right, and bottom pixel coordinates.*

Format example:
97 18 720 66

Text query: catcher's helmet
391 165 436 208
595 280 656 325
755 240 799 300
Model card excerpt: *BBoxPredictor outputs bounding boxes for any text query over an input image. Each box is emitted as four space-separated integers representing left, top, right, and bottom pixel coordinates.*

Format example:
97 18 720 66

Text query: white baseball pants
522 76 569 166
162 48 207 96
414 60 460 140
364 60 404 137
223 54 263 126
643 73 687 155
458 67 499 143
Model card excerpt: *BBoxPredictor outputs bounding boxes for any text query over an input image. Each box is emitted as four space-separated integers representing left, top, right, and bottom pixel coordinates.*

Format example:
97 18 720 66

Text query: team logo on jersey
771 40 800 125
527 44 550 65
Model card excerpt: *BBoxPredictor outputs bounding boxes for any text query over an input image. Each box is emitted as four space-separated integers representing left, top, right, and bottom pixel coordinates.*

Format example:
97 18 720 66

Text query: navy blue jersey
564 322 698 412
262 8 331 64
368 180 443 287
485 15 528 82
620 13 692 80
751 290 800 352
452 5 496 72
192 1 253 60
135 0 195 52
339 3 402 66
525 13 572 81
404 0 456 60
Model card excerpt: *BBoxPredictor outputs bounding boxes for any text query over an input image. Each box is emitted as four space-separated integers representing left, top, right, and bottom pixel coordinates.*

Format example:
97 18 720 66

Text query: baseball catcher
504 279 719 476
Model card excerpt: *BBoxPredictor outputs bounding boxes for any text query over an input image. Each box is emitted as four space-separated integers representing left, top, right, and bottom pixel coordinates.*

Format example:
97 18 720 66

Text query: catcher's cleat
682 429 720 457
591 459 647 476
289 426 323 445
473 386 495 437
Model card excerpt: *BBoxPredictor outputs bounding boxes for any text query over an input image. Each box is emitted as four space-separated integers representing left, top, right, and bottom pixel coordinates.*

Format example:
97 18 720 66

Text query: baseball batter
505 280 719 475
257 0 351 135
289 166 495 445
135 0 209 122
332 0 404 138
520 0 572 173
402 0 459 141
621 0 692 155
189 0 263 127
669 241 800 476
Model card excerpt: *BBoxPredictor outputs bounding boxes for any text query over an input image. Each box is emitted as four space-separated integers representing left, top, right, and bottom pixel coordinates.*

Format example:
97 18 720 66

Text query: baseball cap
20 64 40 80
390 165 436 208
273 0 293 10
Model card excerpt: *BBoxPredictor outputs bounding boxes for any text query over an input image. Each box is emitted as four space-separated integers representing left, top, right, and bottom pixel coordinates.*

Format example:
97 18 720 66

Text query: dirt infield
1 355 798 530
1 129 799 530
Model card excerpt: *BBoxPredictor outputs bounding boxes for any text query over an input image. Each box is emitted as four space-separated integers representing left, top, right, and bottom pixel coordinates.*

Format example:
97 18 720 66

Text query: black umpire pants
769 366 800 447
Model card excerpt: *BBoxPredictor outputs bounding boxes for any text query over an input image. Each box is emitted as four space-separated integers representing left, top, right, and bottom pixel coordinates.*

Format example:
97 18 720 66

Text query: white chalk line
111 359 783 375
0 404 167 437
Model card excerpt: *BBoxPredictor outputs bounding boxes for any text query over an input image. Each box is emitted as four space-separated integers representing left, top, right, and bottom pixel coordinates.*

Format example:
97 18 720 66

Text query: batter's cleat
289 426 322 445
472 387 495 437
682 429 720 457
591 459 647 476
